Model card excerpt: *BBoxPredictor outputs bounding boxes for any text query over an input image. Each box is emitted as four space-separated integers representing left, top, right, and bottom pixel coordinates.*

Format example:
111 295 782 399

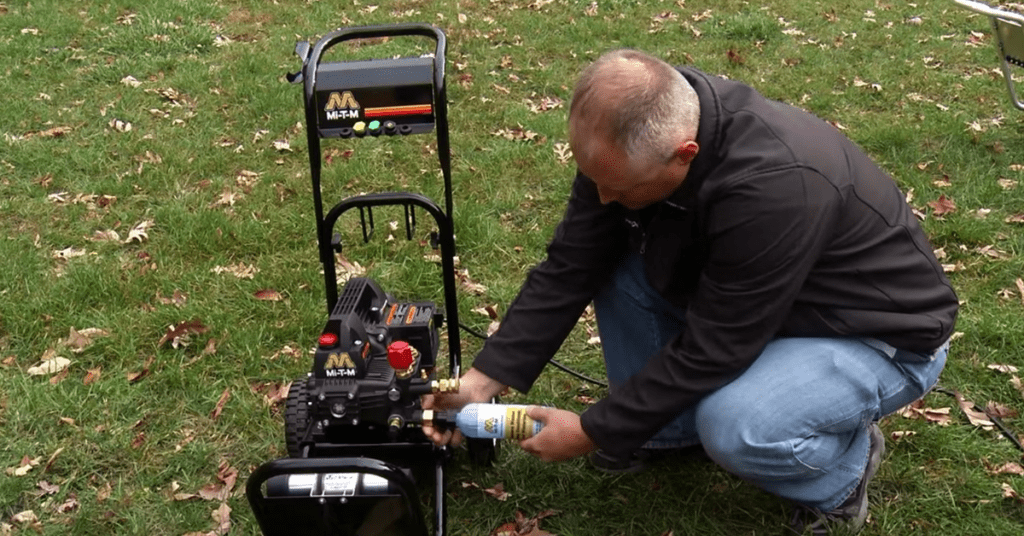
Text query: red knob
387 341 414 370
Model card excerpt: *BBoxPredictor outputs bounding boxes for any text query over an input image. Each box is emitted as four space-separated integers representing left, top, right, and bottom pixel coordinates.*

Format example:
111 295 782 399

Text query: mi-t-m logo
324 352 357 377
324 91 361 120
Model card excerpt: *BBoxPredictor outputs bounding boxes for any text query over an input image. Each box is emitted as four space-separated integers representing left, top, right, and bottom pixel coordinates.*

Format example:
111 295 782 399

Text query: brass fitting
430 378 460 394
388 416 403 429
421 409 434 427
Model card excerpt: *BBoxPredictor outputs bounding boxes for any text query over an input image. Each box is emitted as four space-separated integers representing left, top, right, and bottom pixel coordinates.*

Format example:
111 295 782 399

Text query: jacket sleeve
471 173 627 393
580 167 842 457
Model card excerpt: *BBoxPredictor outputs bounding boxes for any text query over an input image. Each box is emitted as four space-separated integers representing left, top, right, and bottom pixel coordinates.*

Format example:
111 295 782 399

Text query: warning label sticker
322 473 358 496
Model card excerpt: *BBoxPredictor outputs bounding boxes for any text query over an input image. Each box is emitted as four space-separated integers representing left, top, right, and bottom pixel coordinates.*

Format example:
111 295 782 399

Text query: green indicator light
368 120 381 130
353 121 366 133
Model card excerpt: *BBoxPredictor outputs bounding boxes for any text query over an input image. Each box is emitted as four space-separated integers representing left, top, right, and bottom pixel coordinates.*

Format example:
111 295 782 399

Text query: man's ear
677 141 699 165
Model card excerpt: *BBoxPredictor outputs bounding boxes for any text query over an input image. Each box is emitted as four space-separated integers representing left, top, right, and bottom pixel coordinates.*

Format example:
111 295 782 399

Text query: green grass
2 0 1024 534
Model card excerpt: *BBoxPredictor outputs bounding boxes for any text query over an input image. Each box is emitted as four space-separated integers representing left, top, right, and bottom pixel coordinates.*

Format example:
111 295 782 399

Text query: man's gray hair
570 49 700 167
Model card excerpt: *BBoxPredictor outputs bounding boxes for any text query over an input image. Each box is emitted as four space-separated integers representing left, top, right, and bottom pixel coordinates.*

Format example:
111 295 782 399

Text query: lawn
1 0 1023 534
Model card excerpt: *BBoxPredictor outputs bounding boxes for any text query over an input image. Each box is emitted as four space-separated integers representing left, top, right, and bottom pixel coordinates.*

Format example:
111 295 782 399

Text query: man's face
571 131 689 210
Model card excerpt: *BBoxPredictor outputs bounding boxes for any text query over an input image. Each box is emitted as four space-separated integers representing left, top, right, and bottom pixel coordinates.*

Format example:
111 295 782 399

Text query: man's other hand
421 367 505 447
519 405 598 462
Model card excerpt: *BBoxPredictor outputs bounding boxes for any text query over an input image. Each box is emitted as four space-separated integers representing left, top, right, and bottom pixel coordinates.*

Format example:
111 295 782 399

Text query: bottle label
504 406 537 440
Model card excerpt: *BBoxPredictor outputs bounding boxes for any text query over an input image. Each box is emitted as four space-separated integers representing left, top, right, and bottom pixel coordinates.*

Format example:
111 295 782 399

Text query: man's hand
421 367 505 447
519 406 597 462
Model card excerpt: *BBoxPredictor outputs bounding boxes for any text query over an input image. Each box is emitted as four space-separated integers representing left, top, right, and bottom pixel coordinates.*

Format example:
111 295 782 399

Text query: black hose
458 321 608 389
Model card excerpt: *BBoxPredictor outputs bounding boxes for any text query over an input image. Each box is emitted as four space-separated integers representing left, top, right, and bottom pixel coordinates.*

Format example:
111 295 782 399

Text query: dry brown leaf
1002 482 1024 503
254 289 284 301
130 432 145 449
49 367 69 385
953 391 995 428
1012 375 1024 398
55 496 79 513
897 399 952 425
987 461 1024 476
986 401 1018 418
212 502 231 535
6 456 41 477
158 319 209 348
27 356 71 376
988 363 1019 374
157 289 188 307
927 194 956 216
64 327 109 353
124 220 154 243
210 262 258 279
210 388 230 420
126 356 154 383
35 481 59 497
83 367 101 385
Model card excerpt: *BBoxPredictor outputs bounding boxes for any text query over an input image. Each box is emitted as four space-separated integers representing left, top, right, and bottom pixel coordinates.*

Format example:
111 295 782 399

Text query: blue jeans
593 254 948 511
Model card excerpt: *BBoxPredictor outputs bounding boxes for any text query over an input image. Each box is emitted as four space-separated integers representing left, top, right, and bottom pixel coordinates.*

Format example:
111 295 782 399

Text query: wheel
466 436 500 466
284 378 311 457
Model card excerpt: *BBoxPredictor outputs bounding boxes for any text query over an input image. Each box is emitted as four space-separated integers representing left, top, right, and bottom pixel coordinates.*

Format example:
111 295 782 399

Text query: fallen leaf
63 327 109 353
27 357 71 376
1002 482 1024 503
254 289 284 301
156 289 188 307
553 142 572 165
211 262 258 279
897 400 952 425
483 483 510 501
83 367 101 385
986 401 1018 418
158 319 209 348
890 430 917 440
6 456 41 477
212 502 231 535
727 49 746 64
10 511 38 525
131 432 146 449
108 118 132 132
927 194 956 216
52 247 87 261
987 461 1024 476
210 388 230 420
988 363 1019 374
250 381 291 406
55 496 79 513
35 481 59 496
126 356 154 383
953 390 994 428
124 220 154 243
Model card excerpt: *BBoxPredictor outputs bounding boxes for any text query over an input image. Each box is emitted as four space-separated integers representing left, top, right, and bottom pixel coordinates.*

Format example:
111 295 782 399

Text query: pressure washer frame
245 23 476 536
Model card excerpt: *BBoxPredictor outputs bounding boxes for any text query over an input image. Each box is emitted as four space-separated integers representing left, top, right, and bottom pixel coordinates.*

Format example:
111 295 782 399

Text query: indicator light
353 121 367 135
383 121 397 134
368 120 381 130
319 333 339 347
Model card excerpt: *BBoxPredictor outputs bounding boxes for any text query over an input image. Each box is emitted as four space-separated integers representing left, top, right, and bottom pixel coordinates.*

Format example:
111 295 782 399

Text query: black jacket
472 66 959 457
